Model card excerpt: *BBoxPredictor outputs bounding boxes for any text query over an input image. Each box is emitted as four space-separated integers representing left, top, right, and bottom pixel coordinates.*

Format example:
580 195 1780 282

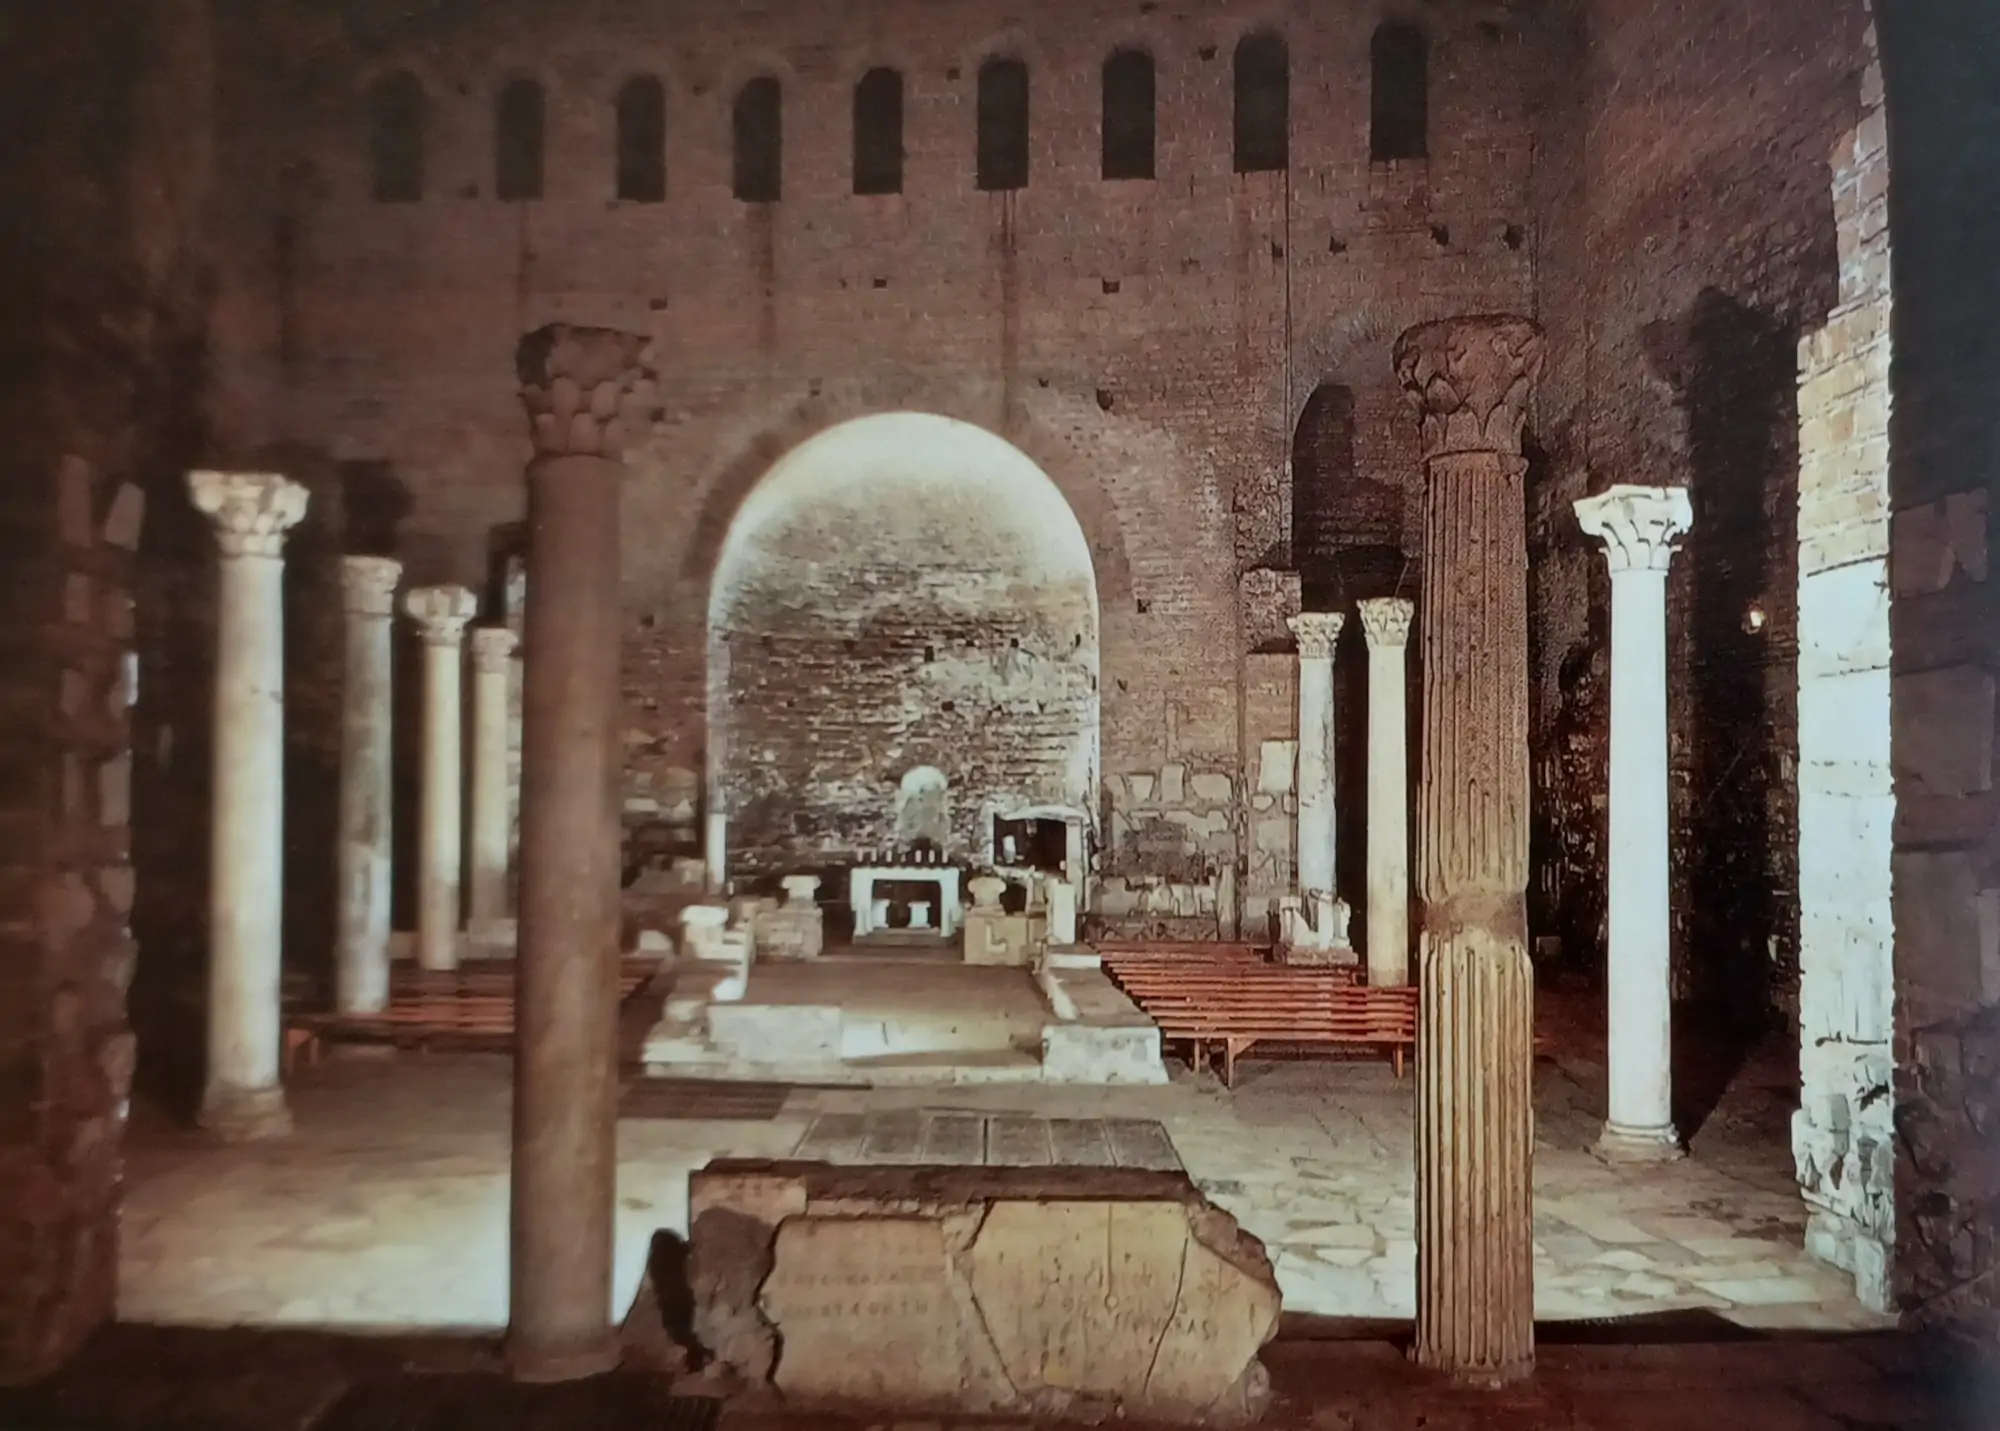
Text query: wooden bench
286 957 658 1058
1098 947 1409 1086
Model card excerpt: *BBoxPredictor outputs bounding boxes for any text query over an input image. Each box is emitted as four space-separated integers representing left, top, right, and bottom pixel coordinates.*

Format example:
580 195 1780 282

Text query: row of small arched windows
369 27 1429 204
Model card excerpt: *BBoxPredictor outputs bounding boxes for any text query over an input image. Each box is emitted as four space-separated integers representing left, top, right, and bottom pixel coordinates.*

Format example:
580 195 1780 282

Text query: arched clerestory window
368 70 426 202
853 66 904 195
615 76 666 202
977 57 1029 192
734 75 783 203
495 78 545 201
1232 32 1288 174
1371 23 1429 161
1101 48 1155 181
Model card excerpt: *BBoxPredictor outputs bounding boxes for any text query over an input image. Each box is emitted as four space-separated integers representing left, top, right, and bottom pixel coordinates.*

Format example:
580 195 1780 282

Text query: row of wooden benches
1096 940 1418 1087
283 959 657 1066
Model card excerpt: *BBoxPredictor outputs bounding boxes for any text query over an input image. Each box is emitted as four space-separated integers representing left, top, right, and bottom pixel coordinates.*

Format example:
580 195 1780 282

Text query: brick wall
1529 0 1873 1014
205 0 1545 884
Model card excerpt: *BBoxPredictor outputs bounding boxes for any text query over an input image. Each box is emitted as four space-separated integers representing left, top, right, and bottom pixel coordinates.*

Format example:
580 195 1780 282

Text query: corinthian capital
340 555 403 618
1574 484 1694 573
187 471 308 558
1392 315 1546 460
1356 596 1415 649
517 324 659 460
1287 611 1345 659
470 627 519 671
405 585 479 646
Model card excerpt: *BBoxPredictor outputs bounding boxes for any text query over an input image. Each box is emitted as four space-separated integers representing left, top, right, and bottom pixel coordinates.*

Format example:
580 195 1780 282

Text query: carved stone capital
405 585 479 646
470 627 519 671
1392 316 1546 460
340 555 402 618
1574 485 1694 574
187 471 308 559
1287 611 1345 660
518 324 659 460
1357 597 1415 649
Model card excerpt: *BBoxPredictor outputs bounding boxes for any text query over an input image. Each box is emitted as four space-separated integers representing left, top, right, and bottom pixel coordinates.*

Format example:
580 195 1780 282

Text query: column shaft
336 558 399 1013
409 587 476 972
1359 599 1414 987
510 455 624 1381
1297 650 1336 893
469 630 518 936
1413 453 1536 1383
205 552 289 1129
1607 567 1673 1141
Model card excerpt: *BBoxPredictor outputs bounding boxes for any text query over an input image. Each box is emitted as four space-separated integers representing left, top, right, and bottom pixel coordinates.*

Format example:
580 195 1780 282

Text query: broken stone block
687 1161 1279 1425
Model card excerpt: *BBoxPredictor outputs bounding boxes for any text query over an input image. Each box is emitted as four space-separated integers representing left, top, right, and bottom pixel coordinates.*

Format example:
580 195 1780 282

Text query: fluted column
336 556 401 1014
1394 315 1545 1384
509 325 657 1381
1287 612 1344 899
406 585 478 972
187 470 308 1142
1358 598 1415 987
469 628 519 941
1575 485 1693 1161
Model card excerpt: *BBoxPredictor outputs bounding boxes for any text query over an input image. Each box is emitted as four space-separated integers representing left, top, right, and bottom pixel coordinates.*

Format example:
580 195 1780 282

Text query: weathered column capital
1287 611 1346 659
187 470 308 558
518 324 659 461
1574 484 1694 574
405 585 478 646
1357 597 1415 650
471 626 520 672
1392 316 1546 461
340 555 403 618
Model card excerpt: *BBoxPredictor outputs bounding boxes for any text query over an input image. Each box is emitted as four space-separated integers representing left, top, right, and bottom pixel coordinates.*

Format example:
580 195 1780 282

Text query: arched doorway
708 412 1100 876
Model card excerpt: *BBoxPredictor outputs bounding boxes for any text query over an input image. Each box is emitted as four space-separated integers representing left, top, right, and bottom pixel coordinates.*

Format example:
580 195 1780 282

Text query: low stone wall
687 1160 1280 1425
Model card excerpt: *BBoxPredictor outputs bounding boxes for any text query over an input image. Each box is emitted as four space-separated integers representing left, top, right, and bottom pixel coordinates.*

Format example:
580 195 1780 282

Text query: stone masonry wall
1529 0 1873 1015
1876 0 2000 1347
204 0 1545 886
0 0 215 1379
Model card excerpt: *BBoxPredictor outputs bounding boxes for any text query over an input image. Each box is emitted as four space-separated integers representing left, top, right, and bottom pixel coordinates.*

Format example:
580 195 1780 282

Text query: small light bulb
1742 605 1768 634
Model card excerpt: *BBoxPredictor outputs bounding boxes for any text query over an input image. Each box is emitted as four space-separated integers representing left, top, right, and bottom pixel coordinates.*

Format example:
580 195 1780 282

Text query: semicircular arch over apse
708 412 1100 873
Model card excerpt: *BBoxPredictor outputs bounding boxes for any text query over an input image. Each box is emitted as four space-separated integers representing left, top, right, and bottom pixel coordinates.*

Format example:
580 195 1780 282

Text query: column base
1410 1342 1535 1389
198 1083 293 1142
1595 1122 1684 1163
506 1329 620 1384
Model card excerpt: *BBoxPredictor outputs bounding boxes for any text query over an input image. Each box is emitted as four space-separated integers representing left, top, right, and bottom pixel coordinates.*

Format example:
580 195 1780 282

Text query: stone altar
688 1161 1279 1425
850 864 963 937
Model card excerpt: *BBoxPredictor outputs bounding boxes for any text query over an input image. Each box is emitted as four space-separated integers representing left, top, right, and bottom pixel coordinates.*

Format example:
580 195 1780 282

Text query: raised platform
639 948 1166 1086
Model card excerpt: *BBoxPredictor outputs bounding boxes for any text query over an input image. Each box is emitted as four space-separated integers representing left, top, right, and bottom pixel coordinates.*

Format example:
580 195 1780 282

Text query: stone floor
118 1005 1883 1336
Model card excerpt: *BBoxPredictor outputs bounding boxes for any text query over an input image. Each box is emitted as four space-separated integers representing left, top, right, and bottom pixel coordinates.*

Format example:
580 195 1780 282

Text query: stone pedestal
406 586 478 972
758 874 825 960
1394 315 1544 1384
1357 598 1415 987
509 324 657 1383
689 1161 1280 1426
1046 876 1079 946
469 627 519 942
188 471 308 1141
336 556 401 1015
1575 485 1693 1161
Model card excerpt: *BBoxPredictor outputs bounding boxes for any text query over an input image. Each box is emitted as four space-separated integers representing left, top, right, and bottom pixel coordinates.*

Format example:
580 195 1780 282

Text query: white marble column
336 556 401 1013
187 470 308 1142
406 586 478 971
704 810 727 894
1576 485 1694 1160
1287 612 1345 899
469 627 519 942
1358 598 1415 987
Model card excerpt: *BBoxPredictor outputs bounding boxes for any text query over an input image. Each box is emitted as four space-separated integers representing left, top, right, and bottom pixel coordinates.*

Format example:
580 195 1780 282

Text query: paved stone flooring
118 1019 1883 1337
